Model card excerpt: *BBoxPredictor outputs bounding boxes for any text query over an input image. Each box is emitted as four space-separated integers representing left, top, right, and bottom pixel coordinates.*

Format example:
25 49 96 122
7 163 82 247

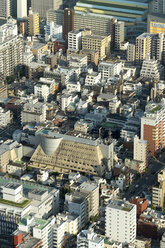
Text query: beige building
133 135 148 168
0 35 24 80
30 130 114 176
152 169 165 209
82 32 111 60
32 0 62 19
28 8 39 36
136 33 153 65
80 49 99 66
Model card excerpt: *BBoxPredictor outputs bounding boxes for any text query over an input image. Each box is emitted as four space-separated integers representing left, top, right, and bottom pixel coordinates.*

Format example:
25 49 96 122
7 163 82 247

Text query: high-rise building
127 43 136 63
135 33 153 65
68 30 82 51
64 8 74 41
141 99 165 156
31 0 62 19
115 21 124 50
0 35 24 80
28 8 39 36
0 0 13 20
105 199 136 243
133 135 148 169
150 0 165 14
152 169 165 209
82 33 111 60
17 0 27 19
75 0 148 25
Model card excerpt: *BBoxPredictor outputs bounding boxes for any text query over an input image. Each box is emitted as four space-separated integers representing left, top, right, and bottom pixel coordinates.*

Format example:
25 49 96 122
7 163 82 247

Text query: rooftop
108 199 134 212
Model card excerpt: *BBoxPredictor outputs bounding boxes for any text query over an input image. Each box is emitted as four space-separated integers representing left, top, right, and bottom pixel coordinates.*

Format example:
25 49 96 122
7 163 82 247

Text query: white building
68 30 82 51
0 107 11 127
133 135 148 168
0 17 17 43
98 61 122 80
123 81 142 95
34 77 57 101
127 43 135 63
140 55 164 80
17 0 27 19
76 100 88 115
66 81 81 93
24 45 35 65
109 95 121 114
105 199 136 244
67 54 88 73
21 101 47 125
61 93 73 111
45 22 62 42
85 69 101 86
77 228 104 248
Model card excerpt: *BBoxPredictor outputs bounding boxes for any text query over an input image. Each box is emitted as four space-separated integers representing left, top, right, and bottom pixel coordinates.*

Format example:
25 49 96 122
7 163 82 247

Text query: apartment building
82 33 111 60
21 101 47 125
0 140 22 173
136 33 153 65
115 21 124 50
133 135 148 168
141 99 165 156
0 0 14 20
34 77 58 101
152 169 165 210
105 199 136 243
30 129 114 176
68 30 82 51
28 8 39 36
31 0 62 19
77 228 104 248
66 182 99 228
127 44 136 63
98 61 122 80
0 35 24 81
45 22 62 41
140 55 164 80
0 17 17 43
0 107 11 127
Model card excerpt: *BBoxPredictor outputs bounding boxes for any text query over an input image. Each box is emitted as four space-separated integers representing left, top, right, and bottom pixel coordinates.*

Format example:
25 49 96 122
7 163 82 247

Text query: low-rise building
77 228 104 248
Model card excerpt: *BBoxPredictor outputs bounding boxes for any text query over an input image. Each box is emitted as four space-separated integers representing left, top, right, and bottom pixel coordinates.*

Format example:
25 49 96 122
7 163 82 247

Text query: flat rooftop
108 199 134 212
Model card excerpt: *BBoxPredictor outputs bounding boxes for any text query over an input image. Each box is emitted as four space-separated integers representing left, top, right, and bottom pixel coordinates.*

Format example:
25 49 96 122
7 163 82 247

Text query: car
135 184 139 188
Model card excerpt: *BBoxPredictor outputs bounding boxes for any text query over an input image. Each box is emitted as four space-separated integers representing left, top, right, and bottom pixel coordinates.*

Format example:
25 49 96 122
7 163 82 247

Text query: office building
28 8 39 36
141 99 165 156
77 228 104 248
133 135 148 168
17 0 27 19
82 33 111 60
31 0 62 19
64 8 74 41
147 13 165 34
0 179 59 235
75 0 148 24
0 35 24 81
30 129 114 176
140 55 164 80
105 199 136 243
136 33 153 65
68 30 82 51
152 169 165 209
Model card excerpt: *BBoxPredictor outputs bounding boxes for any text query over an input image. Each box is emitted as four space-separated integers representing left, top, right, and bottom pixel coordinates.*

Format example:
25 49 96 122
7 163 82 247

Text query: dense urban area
1 0 165 247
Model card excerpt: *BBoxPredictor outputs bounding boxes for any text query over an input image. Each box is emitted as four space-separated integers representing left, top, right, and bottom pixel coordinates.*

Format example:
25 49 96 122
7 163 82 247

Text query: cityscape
1 0 165 247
